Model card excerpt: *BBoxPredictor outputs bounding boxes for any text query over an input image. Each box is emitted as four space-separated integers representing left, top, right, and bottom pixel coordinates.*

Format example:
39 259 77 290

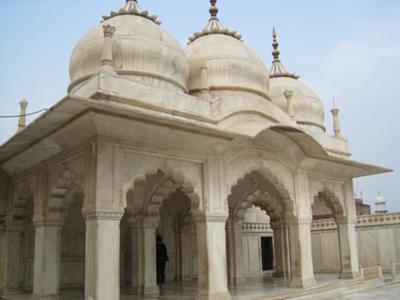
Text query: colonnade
0 176 361 300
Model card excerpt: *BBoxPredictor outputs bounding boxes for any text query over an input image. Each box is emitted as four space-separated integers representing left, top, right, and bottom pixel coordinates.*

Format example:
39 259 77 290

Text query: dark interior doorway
261 237 274 271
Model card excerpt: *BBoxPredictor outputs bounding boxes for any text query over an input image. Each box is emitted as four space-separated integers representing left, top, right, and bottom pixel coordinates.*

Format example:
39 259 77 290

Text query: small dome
269 77 326 133
184 2 269 100
69 1 189 93
268 29 325 133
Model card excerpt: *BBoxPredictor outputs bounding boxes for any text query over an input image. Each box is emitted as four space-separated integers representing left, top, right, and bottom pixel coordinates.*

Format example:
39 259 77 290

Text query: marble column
336 217 360 279
226 218 245 285
1 224 24 295
287 218 316 288
0 224 5 295
130 218 159 296
194 213 231 300
271 221 289 278
84 211 123 300
32 218 64 300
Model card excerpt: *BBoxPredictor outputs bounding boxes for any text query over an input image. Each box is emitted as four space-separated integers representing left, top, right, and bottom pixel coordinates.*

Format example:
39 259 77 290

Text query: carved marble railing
242 222 272 232
242 213 400 233
361 265 383 281
392 262 400 277
356 213 400 227
311 212 400 231
311 218 337 230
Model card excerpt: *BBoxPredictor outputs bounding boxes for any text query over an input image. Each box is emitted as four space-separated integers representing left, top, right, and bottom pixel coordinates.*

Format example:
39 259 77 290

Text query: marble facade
0 1 392 300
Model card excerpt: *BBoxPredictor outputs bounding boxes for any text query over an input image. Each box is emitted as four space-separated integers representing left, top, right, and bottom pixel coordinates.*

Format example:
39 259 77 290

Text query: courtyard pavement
2 274 400 300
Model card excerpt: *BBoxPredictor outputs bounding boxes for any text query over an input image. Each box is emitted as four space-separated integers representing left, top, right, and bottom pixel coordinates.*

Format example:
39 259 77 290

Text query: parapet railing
242 222 272 232
311 212 400 231
242 213 400 233
361 265 384 281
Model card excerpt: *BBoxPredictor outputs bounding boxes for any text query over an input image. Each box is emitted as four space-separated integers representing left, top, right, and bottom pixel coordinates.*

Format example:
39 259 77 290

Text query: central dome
185 2 269 100
69 1 189 93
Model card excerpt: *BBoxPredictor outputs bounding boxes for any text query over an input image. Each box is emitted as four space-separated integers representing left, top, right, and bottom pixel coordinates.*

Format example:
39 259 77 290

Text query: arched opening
158 190 197 284
226 169 294 291
6 183 35 294
121 167 200 296
60 188 85 293
311 188 346 277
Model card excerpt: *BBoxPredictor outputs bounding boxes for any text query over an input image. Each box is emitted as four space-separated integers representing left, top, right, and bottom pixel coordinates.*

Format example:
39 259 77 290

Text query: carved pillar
194 213 231 300
1 223 24 295
288 171 316 288
32 218 64 300
84 211 124 300
271 221 289 278
336 217 360 279
0 222 5 295
130 218 159 296
226 218 245 285
287 217 316 288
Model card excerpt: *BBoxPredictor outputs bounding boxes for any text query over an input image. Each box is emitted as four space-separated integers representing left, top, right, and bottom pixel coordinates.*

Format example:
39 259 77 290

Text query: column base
273 271 289 278
196 291 232 300
339 271 361 279
2 288 25 295
32 294 61 300
228 276 246 286
289 277 316 289
129 286 160 296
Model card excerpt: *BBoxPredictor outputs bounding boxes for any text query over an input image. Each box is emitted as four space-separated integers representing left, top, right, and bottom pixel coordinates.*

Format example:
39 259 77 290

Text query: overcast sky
0 0 399 211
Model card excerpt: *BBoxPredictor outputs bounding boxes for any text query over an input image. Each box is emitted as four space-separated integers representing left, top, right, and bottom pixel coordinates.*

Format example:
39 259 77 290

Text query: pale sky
1 0 399 211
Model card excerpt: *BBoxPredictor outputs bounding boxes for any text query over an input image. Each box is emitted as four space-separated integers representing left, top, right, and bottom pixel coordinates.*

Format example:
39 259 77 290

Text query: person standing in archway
156 234 169 288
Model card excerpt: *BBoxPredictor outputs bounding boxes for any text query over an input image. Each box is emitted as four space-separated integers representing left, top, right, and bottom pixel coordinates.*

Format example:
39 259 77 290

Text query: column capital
335 215 357 225
83 209 124 221
286 216 312 226
130 217 159 229
192 212 228 223
33 217 65 228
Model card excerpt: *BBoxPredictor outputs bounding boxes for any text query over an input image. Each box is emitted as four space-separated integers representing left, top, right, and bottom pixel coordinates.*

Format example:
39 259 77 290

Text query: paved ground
342 283 400 299
2 275 400 300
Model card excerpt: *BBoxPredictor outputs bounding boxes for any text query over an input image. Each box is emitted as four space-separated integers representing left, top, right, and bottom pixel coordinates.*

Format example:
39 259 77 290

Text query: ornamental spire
330 97 344 139
102 0 161 25
270 28 299 79
209 0 219 20
17 98 28 133
272 28 280 63
188 0 242 44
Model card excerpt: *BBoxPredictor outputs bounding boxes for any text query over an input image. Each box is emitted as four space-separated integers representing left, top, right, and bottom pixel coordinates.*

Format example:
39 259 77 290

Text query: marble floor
342 283 400 300
2 274 400 300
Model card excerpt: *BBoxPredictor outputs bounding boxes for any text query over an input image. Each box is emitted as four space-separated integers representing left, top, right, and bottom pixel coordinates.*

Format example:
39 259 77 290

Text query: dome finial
272 27 280 63
209 0 219 20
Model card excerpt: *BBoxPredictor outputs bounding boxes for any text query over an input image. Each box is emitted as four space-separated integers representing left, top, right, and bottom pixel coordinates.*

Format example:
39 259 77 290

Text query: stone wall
240 213 400 275
311 213 400 273
242 223 273 275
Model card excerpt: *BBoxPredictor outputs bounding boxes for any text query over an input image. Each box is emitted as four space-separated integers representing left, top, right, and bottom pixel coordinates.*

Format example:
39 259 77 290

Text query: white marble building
0 1 392 300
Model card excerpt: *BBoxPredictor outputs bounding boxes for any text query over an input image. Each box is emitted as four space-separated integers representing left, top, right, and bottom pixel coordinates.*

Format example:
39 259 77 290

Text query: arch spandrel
227 168 296 222
225 150 295 202
310 180 347 219
124 162 201 224
46 166 85 221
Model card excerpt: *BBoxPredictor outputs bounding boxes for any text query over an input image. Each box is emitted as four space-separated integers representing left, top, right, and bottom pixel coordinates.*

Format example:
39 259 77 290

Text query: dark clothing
156 242 168 285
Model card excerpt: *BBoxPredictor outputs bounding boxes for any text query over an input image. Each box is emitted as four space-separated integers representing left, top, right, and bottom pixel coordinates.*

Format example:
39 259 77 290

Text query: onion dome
69 0 189 93
185 0 270 100
269 29 326 133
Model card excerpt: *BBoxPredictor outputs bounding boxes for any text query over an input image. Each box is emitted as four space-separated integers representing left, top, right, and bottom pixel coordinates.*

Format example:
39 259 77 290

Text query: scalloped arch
228 167 295 221
125 163 201 223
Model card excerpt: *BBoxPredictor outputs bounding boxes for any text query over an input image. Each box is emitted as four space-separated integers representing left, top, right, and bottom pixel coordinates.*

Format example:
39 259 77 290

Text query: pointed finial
272 27 280 63
17 98 28 133
209 0 219 20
